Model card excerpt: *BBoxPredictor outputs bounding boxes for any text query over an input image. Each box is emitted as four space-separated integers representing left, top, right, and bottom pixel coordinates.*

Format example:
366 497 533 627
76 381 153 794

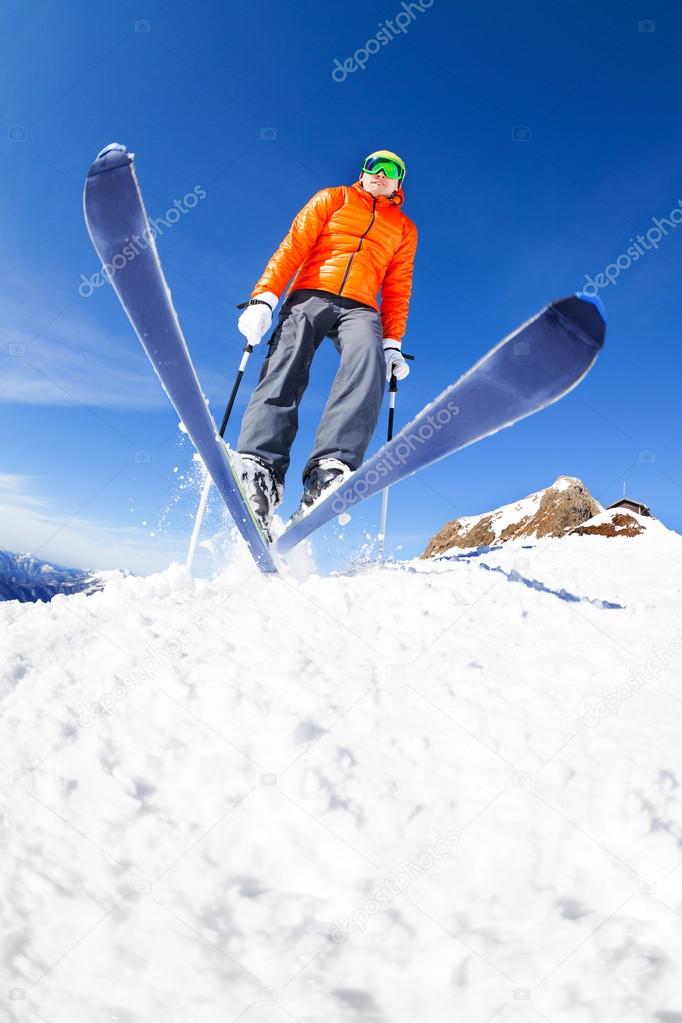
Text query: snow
575 506 645 532
2 524 682 1021
553 475 576 493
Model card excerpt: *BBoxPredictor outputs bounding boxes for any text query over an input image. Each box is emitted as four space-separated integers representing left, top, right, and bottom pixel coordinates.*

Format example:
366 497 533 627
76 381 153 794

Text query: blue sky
1 0 681 574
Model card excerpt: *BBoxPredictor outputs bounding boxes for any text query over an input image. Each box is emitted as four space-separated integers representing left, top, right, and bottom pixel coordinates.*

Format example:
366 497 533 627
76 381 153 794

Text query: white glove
237 291 279 345
383 339 410 381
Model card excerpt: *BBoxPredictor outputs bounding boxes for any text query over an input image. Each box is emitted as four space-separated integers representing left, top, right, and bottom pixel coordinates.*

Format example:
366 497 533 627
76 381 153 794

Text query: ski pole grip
237 344 253 373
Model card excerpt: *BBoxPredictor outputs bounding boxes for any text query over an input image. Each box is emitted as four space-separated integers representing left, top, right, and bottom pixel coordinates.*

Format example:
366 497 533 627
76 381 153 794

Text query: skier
234 149 418 536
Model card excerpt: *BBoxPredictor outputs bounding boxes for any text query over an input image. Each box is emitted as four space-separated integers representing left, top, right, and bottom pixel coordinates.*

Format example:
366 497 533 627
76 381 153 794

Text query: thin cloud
0 283 229 410
0 474 187 574
0 316 167 409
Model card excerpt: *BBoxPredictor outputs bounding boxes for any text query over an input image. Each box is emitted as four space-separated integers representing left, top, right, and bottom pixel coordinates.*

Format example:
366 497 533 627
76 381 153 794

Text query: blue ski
83 143 277 574
276 294 605 555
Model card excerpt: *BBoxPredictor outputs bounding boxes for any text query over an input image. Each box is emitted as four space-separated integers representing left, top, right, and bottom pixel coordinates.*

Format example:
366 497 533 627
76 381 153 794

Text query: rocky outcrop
422 476 602 558
571 511 645 538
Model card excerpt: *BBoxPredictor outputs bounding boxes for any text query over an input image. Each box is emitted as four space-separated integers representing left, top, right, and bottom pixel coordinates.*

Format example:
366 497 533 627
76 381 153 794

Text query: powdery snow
1 525 682 1022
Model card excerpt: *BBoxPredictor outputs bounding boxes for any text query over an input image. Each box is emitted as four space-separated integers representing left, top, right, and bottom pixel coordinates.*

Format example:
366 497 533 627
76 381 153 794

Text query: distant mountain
0 550 101 603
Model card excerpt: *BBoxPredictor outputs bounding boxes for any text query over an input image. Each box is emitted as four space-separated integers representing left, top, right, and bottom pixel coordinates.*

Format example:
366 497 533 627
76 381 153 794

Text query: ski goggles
362 155 405 180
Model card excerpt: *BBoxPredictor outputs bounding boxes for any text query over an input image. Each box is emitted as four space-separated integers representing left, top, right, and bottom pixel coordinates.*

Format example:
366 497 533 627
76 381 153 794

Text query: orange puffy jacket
251 181 418 341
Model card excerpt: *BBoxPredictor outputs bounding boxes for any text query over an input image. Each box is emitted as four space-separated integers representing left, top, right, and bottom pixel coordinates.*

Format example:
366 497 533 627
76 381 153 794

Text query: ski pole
185 342 254 571
377 353 414 561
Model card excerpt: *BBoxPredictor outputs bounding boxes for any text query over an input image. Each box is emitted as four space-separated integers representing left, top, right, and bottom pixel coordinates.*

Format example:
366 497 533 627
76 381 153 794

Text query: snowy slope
441 480 551 536
2 524 682 1022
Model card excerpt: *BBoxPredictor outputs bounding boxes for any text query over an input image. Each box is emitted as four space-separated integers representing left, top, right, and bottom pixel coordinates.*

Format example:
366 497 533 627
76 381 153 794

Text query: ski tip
575 290 607 323
552 293 606 349
87 143 133 178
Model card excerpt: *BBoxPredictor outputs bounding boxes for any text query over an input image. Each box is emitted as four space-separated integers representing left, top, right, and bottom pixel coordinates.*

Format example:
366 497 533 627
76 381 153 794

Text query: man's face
361 170 399 197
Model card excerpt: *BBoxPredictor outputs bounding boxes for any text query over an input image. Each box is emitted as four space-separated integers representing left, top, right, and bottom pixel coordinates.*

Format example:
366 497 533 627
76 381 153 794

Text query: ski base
276 293 605 555
83 143 277 575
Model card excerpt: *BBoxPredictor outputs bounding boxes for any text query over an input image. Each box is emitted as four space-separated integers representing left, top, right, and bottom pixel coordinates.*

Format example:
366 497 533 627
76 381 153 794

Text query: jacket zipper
338 196 377 296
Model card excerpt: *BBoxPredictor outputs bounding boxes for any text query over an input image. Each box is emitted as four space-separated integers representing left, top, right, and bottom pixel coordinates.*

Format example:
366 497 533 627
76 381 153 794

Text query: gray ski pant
237 289 386 484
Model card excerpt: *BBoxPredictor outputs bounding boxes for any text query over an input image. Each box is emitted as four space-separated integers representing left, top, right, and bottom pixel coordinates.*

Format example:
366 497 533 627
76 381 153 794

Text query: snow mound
571 507 653 538
2 532 682 1021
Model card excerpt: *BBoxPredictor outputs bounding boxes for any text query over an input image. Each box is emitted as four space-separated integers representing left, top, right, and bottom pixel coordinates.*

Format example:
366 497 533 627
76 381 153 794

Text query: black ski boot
295 458 351 518
235 454 283 541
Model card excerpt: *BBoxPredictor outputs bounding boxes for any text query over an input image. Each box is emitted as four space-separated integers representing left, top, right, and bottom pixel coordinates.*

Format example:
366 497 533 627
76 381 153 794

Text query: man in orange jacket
235 149 418 535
